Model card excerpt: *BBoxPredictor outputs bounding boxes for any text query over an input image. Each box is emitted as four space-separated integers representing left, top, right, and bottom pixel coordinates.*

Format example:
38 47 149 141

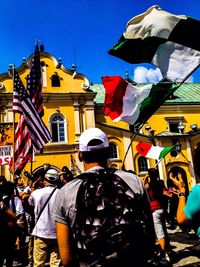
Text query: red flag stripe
102 76 128 120
136 141 152 157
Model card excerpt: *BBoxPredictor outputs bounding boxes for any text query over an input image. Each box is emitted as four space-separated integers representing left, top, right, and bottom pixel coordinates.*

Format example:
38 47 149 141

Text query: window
108 142 118 159
169 122 179 133
50 114 65 142
138 156 148 172
165 116 185 133
51 73 60 87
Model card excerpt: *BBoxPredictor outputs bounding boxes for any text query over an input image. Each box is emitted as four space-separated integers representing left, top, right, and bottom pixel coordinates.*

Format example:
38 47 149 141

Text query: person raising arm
169 143 200 244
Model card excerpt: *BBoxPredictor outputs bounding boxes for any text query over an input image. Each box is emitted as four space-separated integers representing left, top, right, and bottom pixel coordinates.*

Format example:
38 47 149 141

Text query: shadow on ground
168 228 200 266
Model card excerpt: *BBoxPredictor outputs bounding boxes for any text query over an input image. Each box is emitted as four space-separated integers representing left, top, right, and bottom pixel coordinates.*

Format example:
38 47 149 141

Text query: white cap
45 169 59 183
79 128 109 152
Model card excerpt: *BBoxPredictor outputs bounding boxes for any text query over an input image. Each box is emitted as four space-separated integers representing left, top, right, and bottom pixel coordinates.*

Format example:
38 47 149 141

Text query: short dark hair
81 139 109 165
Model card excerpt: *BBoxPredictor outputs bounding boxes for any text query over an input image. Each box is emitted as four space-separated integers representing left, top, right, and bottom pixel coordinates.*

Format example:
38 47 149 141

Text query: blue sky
0 0 200 84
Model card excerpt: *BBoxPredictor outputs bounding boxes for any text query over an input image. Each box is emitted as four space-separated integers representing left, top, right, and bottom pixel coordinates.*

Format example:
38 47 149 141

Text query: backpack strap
35 186 57 225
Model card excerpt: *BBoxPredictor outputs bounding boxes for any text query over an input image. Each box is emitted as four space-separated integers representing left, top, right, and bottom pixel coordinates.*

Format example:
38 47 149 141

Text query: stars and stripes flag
13 70 50 150
27 42 44 117
10 43 51 174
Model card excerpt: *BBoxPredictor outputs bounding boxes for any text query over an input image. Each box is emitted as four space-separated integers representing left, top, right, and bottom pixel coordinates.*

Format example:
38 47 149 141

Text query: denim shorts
152 209 165 240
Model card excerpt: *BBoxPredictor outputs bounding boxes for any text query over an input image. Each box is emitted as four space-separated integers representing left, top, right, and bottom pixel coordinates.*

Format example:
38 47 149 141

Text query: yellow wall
0 50 200 192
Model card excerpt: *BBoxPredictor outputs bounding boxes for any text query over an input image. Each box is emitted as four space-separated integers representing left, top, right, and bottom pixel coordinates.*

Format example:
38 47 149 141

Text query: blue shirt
184 184 200 238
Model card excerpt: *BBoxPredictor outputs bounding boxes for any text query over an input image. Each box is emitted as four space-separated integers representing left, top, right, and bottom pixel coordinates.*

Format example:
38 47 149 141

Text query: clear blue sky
1 0 200 84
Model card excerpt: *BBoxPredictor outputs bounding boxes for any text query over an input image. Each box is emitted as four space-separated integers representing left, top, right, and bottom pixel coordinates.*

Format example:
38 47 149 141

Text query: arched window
108 142 118 159
51 73 60 87
50 114 65 142
138 156 148 172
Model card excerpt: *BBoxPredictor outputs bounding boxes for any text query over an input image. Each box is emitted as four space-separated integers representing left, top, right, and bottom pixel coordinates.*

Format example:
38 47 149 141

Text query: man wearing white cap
54 128 155 267
28 169 61 267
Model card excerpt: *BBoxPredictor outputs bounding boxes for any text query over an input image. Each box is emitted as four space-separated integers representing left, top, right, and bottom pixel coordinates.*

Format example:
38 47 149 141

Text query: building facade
0 49 200 190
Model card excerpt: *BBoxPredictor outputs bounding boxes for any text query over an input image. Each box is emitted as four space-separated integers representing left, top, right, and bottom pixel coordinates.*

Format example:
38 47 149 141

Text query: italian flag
108 5 200 82
102 76 177 130
136 141 174 160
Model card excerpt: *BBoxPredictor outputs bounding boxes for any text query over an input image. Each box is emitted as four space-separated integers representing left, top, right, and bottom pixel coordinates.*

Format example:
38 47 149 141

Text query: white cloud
133 66 194 83
133 66 162 83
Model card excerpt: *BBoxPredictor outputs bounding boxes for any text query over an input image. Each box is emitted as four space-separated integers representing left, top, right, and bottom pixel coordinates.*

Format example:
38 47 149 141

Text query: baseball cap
79 128 109 152
45 169 59 183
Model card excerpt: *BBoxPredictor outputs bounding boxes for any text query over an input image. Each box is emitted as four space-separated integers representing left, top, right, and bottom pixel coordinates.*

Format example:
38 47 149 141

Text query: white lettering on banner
0 156 11 165
0 145 12 156
0 146 12 165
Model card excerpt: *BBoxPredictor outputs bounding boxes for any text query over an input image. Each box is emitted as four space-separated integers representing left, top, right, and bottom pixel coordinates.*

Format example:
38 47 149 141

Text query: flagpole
121 123 144 170
121 132 137 170
179 63 200 86
154 157 163 168
12 113 15 179
11 65 15 179
30 147 33 174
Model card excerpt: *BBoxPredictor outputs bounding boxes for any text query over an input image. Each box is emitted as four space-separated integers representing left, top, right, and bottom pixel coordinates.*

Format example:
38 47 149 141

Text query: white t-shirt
28 185 59 239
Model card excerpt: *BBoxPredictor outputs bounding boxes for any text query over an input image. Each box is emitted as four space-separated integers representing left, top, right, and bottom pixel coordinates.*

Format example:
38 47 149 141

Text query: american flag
14 70 50 150
27 42 44 117
10 43 50 174
10 116 32 174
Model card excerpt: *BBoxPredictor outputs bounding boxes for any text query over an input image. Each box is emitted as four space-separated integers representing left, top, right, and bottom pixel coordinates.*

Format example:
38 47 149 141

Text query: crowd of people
0 127 200 267
0 166 74 267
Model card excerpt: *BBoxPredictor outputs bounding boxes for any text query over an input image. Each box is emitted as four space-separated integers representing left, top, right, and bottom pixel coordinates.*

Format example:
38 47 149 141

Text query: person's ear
78 151 83 162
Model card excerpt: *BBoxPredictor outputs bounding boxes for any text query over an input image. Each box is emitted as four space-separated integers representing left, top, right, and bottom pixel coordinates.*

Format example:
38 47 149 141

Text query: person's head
0 176 6 184
27 175 35 187
59 166 73 185
78 128 109 168
14 176 23 186
147 168 159 186
44 169 59 185
193 143 200 180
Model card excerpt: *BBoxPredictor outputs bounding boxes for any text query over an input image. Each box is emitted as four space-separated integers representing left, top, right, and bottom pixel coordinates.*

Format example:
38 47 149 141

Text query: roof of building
90 82 200 105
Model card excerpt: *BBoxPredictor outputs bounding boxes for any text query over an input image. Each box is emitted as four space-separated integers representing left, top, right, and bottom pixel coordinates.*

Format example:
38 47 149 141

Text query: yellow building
0 49 200 191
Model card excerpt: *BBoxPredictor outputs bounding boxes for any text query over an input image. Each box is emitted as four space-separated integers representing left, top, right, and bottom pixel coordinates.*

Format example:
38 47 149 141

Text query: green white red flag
136 141 174 160
102 75 177 130
108 5 200 82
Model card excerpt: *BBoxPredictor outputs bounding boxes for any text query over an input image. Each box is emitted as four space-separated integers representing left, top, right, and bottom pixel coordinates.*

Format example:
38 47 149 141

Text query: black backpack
72 169 156 267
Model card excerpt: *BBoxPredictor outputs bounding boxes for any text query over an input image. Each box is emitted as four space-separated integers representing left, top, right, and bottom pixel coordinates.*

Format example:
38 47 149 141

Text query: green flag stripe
133 81 177 131
159 146 175 160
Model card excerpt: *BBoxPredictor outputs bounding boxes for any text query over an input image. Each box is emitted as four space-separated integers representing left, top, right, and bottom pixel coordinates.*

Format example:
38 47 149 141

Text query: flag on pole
108 5 200 81
102 75 177 130
10 117 32 174
10 43 50 174
136 141 174 160
13 70 51 152
27 42 44 117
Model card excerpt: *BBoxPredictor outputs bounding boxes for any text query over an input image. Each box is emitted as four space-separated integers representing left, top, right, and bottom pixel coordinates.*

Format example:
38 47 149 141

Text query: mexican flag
136 141 174 160
102 76 177 130
108 5 200 82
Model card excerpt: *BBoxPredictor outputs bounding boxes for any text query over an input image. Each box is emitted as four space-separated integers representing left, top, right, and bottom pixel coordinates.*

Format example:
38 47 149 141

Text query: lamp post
177 122 185 134
190 124 198 132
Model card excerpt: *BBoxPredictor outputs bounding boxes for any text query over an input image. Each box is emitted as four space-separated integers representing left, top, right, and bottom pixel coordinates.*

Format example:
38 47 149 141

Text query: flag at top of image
109 5 200 82
102 75 177 130
136 141 174 160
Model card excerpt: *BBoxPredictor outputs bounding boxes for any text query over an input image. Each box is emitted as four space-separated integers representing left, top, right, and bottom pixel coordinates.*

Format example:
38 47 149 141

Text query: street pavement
4 226 200 267
168 226 200 266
